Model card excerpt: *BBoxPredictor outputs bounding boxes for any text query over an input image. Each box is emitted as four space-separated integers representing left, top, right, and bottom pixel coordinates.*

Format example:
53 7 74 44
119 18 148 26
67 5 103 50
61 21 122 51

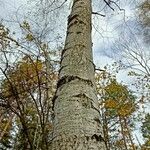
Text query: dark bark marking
74 93 88 99
57 75 94 89
94 118 101 124
87 58 96 71
52 95 58 111
74 93 93 108
73 0 81 3
67 14 86 29
61 47 71 57
67 31 73 36
79 20 86 25
86 136 89 141
91 134 105 142
72 0 82 7
60 47 70 64
68 14 79 25
91 102 100 114
52 76 94 110
67 21 78 29
76 31 82 34
58 65 67 74
57 76 75 88
60 53 68 65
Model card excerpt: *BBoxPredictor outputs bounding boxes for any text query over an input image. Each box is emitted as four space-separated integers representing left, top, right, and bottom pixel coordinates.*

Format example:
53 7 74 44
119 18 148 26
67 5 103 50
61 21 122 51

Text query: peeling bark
51 0 106 149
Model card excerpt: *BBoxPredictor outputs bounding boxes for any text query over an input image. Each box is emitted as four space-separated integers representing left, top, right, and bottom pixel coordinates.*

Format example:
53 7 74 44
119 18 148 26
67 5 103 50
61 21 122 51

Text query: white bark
51 0 106 149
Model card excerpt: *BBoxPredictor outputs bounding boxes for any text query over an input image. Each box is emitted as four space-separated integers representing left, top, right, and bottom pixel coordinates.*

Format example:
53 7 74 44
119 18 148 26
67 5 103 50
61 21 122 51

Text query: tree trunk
51 0 106 149
119 116 128 150
123 117 136 150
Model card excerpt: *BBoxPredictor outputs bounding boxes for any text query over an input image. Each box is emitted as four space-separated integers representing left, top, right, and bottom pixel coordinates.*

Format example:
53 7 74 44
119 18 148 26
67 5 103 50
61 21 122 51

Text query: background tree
138 0 150 44
141 113 150 150
96 67 137 150
0 22 58 149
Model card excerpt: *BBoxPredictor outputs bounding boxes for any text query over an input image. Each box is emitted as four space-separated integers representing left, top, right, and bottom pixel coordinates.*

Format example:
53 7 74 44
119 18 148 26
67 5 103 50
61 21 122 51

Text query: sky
0 0 149 144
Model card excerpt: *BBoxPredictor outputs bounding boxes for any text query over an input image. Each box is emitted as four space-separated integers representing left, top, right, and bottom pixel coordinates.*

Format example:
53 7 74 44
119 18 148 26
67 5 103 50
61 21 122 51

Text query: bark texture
51 0 106 149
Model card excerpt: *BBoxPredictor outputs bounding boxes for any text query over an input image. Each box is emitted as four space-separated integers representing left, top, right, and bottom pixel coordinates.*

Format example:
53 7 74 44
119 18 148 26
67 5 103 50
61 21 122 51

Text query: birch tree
51 0 106 149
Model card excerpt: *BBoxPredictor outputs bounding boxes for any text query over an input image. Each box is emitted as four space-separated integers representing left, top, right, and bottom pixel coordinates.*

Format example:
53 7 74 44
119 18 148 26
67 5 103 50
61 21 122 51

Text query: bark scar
52 76 94 110
57 75 94 89
91 134 105 142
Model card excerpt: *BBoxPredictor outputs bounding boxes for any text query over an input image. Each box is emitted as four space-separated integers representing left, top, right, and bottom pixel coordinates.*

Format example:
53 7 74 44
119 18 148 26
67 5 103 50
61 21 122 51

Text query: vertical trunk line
119 116 128 150
51 0 106 149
